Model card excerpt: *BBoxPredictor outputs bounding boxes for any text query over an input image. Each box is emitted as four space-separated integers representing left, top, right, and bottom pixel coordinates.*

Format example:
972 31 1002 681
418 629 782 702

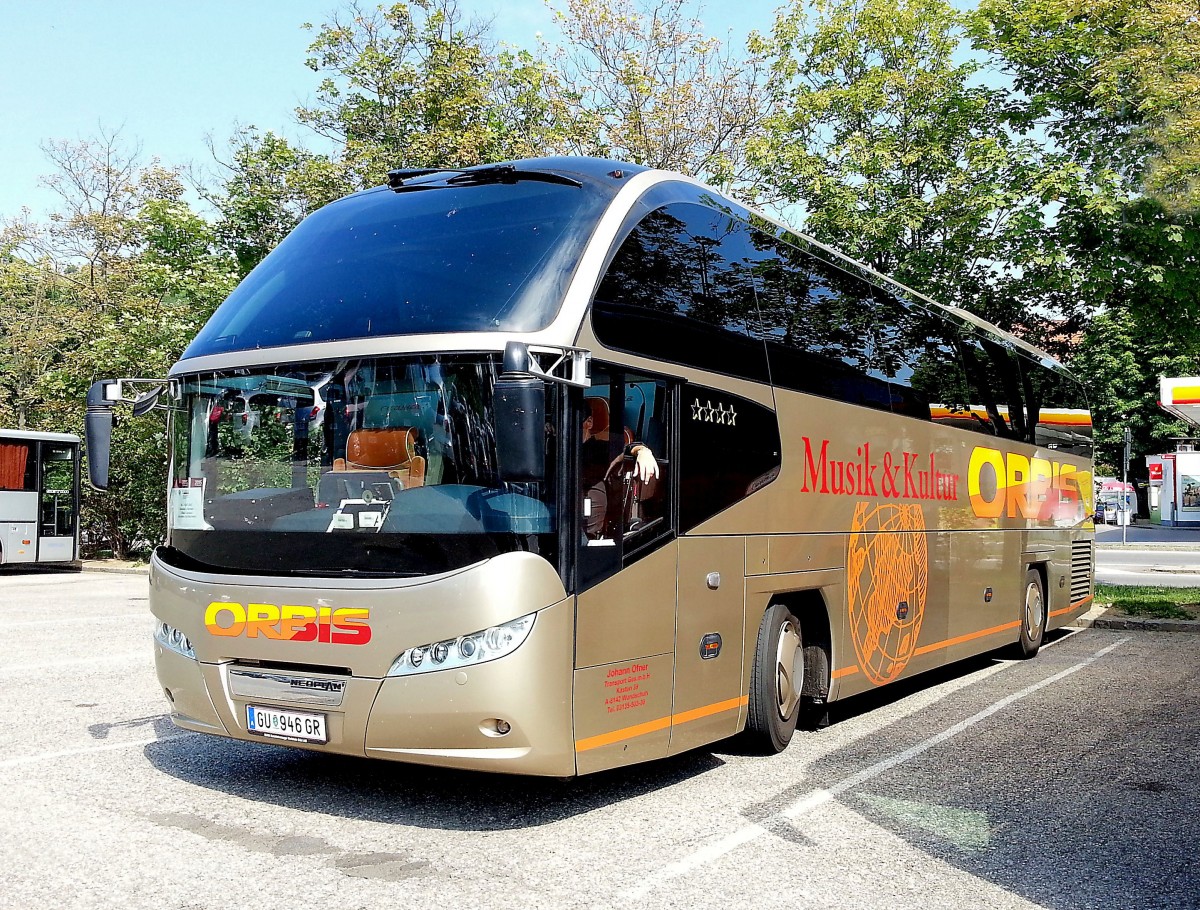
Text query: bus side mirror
494 342 546 483
85 380 117 491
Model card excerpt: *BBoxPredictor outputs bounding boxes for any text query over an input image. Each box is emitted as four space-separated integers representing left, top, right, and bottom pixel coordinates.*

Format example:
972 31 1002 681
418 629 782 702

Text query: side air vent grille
1071 540 1093 603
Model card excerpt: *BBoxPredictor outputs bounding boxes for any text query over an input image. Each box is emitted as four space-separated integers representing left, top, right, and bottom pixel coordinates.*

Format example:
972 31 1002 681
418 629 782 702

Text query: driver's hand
634 447 660 483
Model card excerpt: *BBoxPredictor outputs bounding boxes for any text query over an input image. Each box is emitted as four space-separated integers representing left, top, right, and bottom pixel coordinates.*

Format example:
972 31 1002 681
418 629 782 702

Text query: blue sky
0 0 785 220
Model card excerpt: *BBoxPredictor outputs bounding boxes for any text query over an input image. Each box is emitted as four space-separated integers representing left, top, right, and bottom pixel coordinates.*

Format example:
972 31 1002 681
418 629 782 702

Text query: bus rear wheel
1016 568 1046 659
747 603 803 753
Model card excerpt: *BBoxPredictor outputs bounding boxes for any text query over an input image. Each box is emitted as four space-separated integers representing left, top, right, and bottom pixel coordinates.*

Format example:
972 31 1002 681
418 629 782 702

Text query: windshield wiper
387 164 582 192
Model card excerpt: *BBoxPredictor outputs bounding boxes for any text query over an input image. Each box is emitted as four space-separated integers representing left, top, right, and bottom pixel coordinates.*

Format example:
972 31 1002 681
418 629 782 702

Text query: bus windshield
164 355 557 578
182 177 612 358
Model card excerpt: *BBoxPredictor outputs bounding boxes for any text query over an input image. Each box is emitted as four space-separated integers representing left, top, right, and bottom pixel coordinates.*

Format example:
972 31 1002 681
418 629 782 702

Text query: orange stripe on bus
574 695 749 753
575 717 671 753
913 620 1021 657
583 593 1101 749
824 592 1098 684
1050 593 1094 617
672 695 749 726
1039 416 1093 427
834 620 1019 679
928 407 1091 427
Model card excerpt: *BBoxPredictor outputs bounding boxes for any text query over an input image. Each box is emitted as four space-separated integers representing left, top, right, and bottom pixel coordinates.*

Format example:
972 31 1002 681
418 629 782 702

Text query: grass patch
1094 584 1200 620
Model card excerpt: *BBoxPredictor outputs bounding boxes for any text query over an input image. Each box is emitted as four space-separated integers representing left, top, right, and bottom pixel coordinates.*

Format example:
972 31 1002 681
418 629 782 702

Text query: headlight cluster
387 613 536 677
154 620 196 659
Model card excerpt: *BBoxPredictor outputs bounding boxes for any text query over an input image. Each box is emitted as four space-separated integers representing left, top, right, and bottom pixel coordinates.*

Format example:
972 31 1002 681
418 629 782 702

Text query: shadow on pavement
738 629 1200 910
144 730 724 831
140 636 1072 831
0 564 82 575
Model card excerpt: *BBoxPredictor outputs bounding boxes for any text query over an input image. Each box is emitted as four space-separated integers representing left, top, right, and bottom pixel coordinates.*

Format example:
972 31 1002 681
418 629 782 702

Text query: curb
1070 605 1200 634
1095 542 1200 551
81 563 149 575
1090 616 1200 633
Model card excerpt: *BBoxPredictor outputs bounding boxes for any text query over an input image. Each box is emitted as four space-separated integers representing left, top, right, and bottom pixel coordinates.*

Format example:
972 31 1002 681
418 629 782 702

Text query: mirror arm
84 377 169 491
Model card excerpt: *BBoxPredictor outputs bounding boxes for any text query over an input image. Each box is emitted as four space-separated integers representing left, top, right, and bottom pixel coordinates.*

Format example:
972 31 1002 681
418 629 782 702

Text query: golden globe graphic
847 501 929 685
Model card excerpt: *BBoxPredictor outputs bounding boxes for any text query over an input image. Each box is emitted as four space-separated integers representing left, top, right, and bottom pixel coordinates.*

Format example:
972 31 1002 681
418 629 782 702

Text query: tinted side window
593 204 771 383
753 241 897 414
680 386 780 532
578 367 675 590
858 288 950 421
870 298 1020 440
1018 355 1094 456
0 441 36 492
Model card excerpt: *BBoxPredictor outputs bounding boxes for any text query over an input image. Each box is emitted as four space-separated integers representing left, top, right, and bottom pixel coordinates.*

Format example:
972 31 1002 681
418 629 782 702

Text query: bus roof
170 157 1069 380
0 429 80 443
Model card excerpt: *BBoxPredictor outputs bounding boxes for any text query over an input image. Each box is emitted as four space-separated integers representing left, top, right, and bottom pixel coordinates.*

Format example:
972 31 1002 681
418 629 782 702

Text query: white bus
86 158 1093 775
0 430 81 567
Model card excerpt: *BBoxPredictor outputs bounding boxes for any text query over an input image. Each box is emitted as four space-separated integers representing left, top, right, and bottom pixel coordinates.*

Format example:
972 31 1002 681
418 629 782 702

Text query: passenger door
572 367 678 774
38 441 78 562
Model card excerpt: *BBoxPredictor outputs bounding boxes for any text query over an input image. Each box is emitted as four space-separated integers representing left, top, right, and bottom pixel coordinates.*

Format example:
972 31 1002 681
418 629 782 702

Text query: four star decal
690 398 737 426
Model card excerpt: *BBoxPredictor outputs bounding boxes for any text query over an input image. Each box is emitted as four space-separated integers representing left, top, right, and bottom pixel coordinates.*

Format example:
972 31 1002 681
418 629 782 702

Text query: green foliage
971 0 1200 210
0 250 81 431
208 128 350 275
297 0 573 185
1070 204 1200 471
747 0 1078 328
0 134 237 557
549 0 771 188
1074 325 1200 481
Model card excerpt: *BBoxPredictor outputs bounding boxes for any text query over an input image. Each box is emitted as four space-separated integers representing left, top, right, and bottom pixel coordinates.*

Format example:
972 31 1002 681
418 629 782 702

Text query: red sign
1149 463 1164 481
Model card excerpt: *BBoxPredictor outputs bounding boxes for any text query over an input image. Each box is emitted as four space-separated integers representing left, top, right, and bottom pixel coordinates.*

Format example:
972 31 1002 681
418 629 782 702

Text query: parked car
1096 493 1132 524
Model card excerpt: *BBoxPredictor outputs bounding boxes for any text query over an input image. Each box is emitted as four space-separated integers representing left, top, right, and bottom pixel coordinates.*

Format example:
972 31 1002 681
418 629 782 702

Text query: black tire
1016 568 1046 658
746 603 804 753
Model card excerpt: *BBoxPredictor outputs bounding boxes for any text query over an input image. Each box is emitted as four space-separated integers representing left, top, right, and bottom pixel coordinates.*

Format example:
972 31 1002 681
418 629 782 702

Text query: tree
206 128 350 275
1072 308 1197 475
0 130 146 430
971 0 1200 211
296 0 572 187
548 0 771 188
972 0 1200 458
0 133 237 556
746 0 1080 329
0 245 79 430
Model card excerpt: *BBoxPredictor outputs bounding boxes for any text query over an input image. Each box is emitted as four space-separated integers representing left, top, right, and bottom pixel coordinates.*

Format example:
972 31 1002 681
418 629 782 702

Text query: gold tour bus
85 157 1094 776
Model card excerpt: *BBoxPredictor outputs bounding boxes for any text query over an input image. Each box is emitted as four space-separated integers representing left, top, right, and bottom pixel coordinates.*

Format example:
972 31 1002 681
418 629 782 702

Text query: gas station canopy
1159 377 1200 429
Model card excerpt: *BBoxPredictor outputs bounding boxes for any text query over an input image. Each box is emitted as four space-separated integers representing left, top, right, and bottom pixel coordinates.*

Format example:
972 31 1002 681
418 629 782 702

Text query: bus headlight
153 620 196 660
387 613 536 676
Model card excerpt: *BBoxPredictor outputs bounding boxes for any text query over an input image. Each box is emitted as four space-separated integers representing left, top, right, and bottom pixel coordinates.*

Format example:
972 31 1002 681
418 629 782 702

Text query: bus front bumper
153 596 577 776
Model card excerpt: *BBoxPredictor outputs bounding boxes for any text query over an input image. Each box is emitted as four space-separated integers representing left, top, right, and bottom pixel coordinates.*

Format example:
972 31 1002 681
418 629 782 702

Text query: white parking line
0 613 147 629
0 733 199 770
0 652 150 675
622 636 1130 900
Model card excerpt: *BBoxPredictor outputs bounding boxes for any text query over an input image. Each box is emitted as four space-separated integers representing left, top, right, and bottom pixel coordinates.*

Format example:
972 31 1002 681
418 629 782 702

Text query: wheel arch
1024 557 1050 631
766 588 833 705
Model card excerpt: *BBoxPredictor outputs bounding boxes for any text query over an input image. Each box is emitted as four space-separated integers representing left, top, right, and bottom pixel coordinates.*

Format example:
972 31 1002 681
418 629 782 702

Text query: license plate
245 705 327 743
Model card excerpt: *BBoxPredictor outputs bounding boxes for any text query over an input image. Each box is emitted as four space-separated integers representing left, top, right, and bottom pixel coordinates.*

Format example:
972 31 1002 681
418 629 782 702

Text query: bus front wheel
1016 568 1046 659
746 603 803 753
